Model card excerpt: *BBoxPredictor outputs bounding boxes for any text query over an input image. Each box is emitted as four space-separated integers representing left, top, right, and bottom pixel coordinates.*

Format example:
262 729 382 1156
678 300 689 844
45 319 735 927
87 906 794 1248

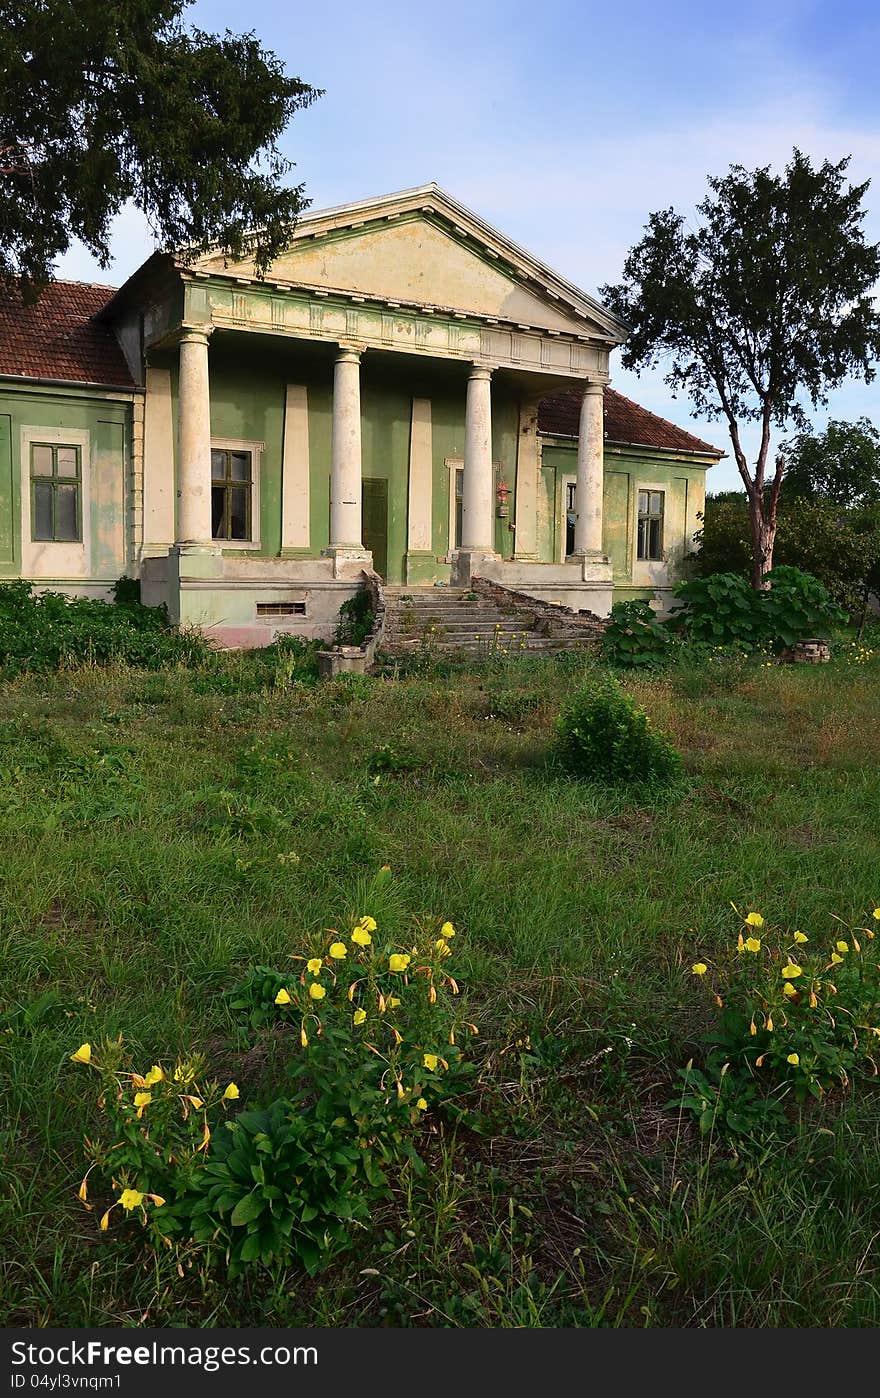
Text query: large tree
784 417 880 508
0 0 320 298
601 150 880 587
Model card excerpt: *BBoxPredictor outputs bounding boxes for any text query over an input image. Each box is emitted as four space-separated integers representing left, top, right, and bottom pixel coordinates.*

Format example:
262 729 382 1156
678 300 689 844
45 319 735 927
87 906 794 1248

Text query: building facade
0 185 722 645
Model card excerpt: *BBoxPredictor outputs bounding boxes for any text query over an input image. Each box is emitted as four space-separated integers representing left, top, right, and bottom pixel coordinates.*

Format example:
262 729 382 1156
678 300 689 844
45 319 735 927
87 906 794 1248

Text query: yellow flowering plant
688 904 880 1102
69 1036 240 1242
205 882 475 1276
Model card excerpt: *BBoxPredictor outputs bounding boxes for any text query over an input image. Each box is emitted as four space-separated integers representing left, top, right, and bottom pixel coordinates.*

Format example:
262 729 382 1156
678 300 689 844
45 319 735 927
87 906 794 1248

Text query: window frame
208 438 262 549
29 442 83 544
636 487 665 562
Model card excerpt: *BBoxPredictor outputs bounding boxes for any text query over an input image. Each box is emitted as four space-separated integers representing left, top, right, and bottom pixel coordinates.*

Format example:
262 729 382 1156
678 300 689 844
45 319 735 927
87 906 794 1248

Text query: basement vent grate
256 601 306 618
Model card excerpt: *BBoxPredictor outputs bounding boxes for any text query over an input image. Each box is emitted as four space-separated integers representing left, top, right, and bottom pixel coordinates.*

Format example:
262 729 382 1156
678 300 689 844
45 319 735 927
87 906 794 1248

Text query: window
454 466 463 549
211 448 252 541
30 443 81 542
637 489 664 561
565 481 577 557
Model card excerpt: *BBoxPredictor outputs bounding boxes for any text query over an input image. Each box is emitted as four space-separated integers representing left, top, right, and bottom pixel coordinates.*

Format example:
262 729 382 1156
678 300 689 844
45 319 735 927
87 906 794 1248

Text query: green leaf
229 1191 265 1227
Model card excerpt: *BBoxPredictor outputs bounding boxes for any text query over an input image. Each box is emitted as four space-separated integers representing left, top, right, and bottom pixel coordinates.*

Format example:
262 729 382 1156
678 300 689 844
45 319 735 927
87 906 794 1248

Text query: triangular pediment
189 186 626 343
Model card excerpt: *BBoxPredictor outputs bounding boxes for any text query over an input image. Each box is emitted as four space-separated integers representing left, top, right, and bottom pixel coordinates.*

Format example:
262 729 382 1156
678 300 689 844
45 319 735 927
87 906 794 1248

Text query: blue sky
58 0 880 491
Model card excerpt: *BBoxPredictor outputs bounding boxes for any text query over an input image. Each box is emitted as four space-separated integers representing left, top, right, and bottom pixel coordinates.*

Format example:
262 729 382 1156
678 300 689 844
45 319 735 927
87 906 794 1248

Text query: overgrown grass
3 645 880 1326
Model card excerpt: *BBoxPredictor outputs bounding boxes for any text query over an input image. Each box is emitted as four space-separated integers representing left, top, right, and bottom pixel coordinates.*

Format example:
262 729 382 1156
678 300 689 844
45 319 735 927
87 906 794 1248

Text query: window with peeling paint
30 443 81 542
211 448 252 541
637 489 664 561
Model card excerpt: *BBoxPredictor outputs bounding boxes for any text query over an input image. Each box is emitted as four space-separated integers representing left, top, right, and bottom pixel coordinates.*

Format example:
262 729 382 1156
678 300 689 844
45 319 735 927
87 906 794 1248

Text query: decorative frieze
181 280 610 381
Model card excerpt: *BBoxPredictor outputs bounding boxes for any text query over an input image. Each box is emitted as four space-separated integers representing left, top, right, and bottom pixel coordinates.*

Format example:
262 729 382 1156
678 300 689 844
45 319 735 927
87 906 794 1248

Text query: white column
574 381 605 557
513 396 541 559
176 328 214 548
329 347 363 549
460 366 494 552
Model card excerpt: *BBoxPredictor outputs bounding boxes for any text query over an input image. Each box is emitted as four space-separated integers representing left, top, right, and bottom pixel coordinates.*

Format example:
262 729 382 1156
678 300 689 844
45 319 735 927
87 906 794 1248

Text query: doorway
362 477 388 579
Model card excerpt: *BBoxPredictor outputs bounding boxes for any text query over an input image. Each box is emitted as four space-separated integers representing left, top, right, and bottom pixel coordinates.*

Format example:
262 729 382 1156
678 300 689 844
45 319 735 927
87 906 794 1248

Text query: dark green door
362 477 388 579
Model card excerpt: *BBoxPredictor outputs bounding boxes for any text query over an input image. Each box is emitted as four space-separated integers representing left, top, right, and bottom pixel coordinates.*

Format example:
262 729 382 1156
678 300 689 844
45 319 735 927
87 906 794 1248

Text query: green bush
600 599 676 669
0 580 210 673
672 567 845 651
335 589 374 647
670 572 765 648
554 679 682 786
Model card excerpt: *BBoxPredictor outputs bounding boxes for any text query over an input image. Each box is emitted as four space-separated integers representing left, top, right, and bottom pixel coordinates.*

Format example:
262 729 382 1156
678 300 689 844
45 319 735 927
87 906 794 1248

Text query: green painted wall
166 339 522 585
0 385 131 582
540 440 710 597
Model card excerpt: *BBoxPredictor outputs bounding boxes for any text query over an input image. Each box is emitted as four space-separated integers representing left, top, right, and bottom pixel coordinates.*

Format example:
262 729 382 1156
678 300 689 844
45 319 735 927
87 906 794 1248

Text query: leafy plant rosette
68 1039 240 1244
689 904 880 1100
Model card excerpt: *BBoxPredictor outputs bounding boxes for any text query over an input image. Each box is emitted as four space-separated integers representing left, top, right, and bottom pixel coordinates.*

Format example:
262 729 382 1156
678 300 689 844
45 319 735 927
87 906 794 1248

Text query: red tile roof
0 280 133 388
538 386 724 458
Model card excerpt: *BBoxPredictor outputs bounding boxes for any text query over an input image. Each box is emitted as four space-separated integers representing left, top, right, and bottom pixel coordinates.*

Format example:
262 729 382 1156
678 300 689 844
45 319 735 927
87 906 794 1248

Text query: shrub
672 567 845 652
600 599 676 669
72 884 474 1277
0 580 211 673
670 572 765 648
554 679 682 786
688 904 880 1102
335 589 374 647
759 565 847 646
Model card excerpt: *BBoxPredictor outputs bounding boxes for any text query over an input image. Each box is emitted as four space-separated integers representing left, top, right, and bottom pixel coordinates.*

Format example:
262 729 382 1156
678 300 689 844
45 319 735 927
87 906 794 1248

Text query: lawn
2 646 880 1327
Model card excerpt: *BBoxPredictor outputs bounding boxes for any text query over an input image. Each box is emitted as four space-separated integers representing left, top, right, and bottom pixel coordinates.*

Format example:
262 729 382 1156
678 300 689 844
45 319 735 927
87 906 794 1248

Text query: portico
0 183 718 643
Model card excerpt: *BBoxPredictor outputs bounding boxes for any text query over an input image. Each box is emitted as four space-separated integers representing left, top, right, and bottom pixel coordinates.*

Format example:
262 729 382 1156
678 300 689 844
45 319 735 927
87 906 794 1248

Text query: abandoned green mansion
0 185 722 645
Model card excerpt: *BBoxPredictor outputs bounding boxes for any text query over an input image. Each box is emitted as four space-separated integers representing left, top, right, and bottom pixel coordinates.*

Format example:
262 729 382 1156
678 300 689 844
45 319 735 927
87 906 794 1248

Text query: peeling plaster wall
0 384 133 593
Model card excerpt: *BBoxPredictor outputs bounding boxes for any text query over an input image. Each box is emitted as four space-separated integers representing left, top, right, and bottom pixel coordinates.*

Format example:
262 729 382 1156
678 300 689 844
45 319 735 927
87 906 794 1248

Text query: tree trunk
748 495 776 589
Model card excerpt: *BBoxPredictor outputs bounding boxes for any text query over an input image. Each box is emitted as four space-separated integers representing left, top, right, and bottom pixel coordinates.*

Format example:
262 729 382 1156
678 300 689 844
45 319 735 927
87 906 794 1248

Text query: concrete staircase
380 585 601 659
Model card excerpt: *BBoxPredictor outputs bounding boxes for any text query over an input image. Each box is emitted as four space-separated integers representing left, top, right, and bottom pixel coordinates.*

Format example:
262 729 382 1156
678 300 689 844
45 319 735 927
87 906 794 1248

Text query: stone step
382 635 586 654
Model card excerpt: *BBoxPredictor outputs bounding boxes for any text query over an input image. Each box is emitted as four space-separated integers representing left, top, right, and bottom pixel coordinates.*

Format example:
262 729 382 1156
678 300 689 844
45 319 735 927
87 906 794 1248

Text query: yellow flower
389 953 411 973
70 1043 92 1065
744 912 764 928
388 996 400 1008
329 941 348 960
440 921 456 939
783 983 797 998
781 965 803 980
793 931 808 945
836 941 849 955
133 1091 152 1109
423 1053 439 1071
831 952 844 965
873 908 880 921
416 1098 428 1111
118 1189 144 1212
353 1008 367 1026
691 963 708 976
275 988 292 1006
786 1053 800 1066
222 1083 239 1101
143 1065 165 1087
351 926 372 946
359 915 378 933
309 982 326 1001
435 938 451 956
306 958 323 976
743 937 761 953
